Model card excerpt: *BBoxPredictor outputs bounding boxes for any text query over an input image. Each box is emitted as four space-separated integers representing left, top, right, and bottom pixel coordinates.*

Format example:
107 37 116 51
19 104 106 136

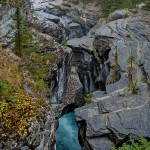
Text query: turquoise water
56 112 82 150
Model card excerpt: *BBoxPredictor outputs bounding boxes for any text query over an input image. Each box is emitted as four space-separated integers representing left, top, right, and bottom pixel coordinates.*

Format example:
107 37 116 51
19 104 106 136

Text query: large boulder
63 74 83 105
107 9 130 22
75 95 150 150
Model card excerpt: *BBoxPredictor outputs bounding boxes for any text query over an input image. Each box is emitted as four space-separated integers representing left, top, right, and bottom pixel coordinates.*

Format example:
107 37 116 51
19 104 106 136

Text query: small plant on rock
61 40 67 47
128 80 138 94
128 53 134 82
112 50 119 79
84 93 93 104
124 12 129 18
110 50 121 83
127 49 138 94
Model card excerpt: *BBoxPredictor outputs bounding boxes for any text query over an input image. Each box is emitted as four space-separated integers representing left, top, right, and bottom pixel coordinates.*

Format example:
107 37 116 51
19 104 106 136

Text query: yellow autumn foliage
0 95 43 137
0 46 45 138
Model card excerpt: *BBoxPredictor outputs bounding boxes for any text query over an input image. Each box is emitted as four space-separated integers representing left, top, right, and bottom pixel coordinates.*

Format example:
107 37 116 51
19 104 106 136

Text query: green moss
34 79 49 93
71 0 80 5
0 79 8 92
128 55 135 63
0 79 20 102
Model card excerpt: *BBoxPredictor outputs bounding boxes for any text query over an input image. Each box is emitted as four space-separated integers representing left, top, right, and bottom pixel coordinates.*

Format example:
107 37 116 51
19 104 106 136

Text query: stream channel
56 104 84 150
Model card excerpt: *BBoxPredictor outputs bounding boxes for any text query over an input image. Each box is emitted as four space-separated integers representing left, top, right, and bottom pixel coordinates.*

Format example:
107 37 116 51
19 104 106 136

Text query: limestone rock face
75 9 150 150
94 10 150 94
0 6 14 44
66 34 111 93
0 0 99 46
28 0 98 40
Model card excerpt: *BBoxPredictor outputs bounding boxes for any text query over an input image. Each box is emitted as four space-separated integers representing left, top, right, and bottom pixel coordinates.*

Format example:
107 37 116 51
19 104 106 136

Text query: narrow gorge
0 0 150 150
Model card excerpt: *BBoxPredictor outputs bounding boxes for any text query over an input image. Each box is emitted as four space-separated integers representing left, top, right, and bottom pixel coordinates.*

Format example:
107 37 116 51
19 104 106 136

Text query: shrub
84 93 93 104
112 138 150 150
0 94 43 137
0 79 20 102
127 49 138 94
0 79 44 138
128 80 138 94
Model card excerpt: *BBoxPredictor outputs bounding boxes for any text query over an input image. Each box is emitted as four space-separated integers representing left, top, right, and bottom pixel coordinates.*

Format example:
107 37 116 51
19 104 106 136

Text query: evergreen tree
10 0 32 57
13 5 23 57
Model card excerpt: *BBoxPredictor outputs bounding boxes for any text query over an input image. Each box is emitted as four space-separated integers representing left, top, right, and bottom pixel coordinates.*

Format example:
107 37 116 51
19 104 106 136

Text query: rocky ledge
75 94 150 150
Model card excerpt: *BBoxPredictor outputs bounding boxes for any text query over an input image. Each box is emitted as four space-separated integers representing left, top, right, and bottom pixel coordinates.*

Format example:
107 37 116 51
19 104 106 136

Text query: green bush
112 138 150 150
